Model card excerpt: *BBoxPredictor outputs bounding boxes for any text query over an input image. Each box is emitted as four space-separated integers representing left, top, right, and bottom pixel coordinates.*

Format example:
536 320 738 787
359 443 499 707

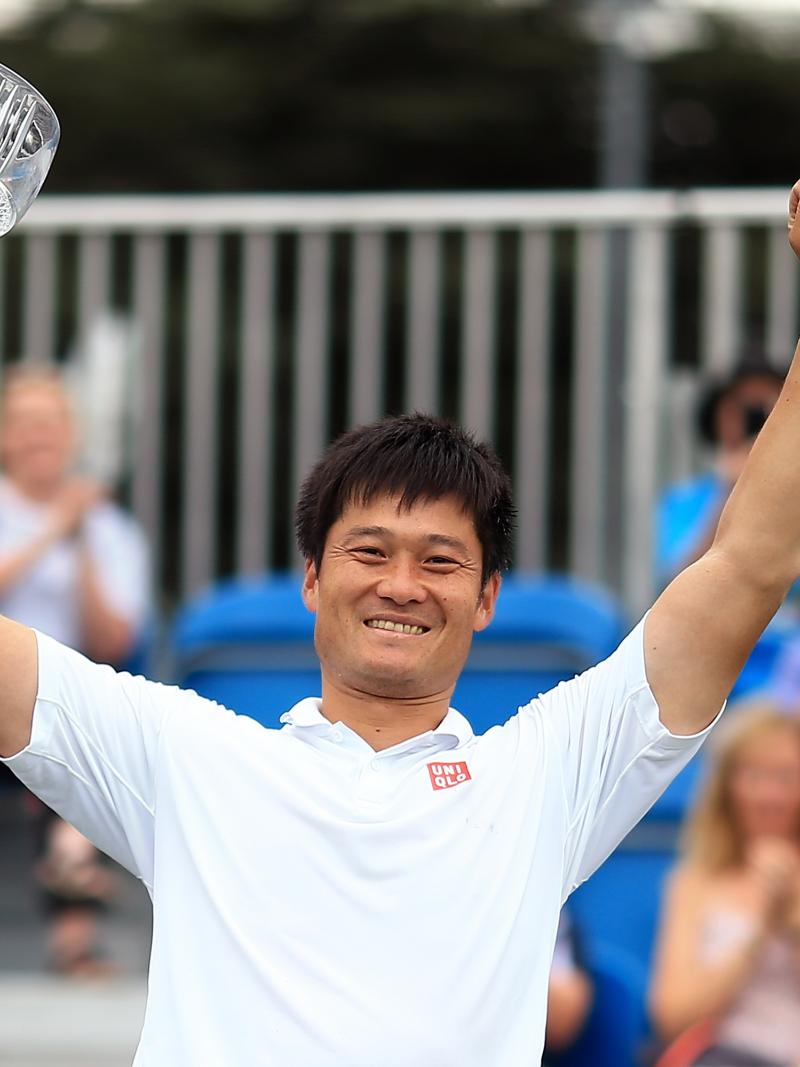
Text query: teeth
366 619 426 635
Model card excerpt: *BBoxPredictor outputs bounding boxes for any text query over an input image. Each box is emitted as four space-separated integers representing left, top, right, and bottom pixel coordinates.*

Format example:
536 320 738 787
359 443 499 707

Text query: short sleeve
531 616 722 899
0 630 224 890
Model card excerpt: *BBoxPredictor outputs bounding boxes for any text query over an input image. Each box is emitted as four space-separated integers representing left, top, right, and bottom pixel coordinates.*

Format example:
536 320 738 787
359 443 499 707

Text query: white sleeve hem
0 629 53 763
630 613 726 750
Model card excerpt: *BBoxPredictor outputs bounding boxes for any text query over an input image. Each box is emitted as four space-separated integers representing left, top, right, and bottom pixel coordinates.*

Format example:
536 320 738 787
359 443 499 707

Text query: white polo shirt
2 619 719 1066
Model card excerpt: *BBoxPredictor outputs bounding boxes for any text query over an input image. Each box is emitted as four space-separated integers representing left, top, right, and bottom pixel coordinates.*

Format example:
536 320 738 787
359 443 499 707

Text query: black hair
696 354 785 446
294 413 515 587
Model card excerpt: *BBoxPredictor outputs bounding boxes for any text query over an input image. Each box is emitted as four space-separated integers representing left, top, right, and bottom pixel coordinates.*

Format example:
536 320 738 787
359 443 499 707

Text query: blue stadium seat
172 572 628 732
547 942 648 1067
568 843 676 977
173 574 318 726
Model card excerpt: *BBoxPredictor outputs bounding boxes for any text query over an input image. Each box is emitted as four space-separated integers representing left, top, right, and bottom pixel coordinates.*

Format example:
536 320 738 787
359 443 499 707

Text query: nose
375 555 428 606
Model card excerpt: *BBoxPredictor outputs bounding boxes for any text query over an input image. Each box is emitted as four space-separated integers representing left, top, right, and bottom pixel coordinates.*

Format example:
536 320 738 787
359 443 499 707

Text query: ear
473 572 501 633
301 559 319 614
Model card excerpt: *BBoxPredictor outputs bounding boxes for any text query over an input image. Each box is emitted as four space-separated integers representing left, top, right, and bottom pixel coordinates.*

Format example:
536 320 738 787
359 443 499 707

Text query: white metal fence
7 188 798 614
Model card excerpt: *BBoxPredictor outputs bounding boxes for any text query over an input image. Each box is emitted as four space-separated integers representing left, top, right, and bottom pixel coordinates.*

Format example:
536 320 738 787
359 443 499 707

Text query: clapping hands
50 477 105 540
746 837 800 928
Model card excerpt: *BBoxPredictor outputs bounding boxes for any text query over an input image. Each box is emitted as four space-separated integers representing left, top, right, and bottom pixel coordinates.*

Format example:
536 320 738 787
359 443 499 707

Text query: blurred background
2 0 800 1064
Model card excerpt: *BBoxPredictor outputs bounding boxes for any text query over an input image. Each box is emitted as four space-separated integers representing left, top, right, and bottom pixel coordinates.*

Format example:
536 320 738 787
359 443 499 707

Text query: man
2 186 800 1065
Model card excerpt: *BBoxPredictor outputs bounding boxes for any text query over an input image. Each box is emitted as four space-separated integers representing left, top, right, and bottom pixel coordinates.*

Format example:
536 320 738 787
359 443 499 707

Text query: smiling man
3 189 800 1065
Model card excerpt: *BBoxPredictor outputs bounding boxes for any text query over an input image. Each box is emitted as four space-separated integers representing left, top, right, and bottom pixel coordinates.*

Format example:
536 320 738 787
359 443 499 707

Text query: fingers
789 180 800 257
748 840 800 910
791 181 800 227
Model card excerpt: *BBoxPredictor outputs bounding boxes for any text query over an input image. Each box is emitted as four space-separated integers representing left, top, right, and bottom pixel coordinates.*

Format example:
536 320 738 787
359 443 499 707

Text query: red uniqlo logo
427 761 471 790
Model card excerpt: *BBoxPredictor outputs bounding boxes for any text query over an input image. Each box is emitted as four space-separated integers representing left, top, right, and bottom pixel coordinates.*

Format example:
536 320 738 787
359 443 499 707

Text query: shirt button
370 759 379 771
332 730 343 742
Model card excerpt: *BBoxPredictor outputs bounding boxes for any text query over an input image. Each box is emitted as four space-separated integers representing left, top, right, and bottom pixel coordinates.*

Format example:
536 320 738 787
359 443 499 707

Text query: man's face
0 382 76 486
302 493 500 701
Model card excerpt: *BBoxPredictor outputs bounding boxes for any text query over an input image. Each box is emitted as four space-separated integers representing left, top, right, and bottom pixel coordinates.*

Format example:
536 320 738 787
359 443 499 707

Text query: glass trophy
0 63 59 236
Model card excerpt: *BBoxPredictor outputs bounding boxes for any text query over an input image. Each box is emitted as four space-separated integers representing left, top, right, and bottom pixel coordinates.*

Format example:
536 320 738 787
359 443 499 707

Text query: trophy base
0 185 17 237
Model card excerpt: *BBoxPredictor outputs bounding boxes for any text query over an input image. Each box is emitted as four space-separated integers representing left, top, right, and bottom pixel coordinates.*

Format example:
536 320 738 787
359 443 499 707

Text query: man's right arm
0 618 38 758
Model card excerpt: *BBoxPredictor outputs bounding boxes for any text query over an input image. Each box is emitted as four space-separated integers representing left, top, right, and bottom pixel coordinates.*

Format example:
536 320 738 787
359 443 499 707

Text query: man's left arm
646 180 800 736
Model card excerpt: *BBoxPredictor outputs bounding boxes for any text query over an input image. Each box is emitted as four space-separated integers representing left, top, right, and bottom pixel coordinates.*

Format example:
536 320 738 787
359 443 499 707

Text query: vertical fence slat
292 231 331 559
237 232 275 575
77 233 112 347
767 224 799 362
181 233 221 596
131 235 166 586
350 229 385 426
622 225 669 614
701 223 742 375
515 230 552 572
569 229 609 582
22 233 57 362
406 229 440 412
460 229 496 439
667 369 699 484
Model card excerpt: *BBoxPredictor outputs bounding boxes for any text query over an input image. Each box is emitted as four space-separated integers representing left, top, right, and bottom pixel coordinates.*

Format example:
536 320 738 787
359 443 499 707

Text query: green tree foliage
0 0 797 191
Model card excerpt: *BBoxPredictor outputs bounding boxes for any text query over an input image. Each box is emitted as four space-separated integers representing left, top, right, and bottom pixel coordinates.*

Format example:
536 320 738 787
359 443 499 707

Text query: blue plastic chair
173 574 318 726
547 943 648 1067
568 845 676 978
172 572 628 733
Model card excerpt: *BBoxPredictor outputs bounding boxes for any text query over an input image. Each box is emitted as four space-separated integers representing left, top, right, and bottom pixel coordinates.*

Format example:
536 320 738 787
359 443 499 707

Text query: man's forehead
4 382 71 414
334 493 479 543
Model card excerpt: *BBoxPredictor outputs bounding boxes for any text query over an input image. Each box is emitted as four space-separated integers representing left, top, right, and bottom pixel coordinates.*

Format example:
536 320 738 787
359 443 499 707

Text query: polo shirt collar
280 698 473 750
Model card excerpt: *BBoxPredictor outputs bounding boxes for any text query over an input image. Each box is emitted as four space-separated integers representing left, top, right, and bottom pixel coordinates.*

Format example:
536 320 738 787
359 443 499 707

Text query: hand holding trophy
0 63 59 236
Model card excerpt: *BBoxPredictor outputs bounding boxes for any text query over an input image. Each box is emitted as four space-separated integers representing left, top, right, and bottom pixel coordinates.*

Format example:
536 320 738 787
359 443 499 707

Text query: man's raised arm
0 621 40 758
646 180 800 736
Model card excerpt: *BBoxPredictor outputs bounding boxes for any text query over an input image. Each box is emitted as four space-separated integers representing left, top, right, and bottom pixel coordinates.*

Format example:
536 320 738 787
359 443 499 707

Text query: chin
350 663 434 699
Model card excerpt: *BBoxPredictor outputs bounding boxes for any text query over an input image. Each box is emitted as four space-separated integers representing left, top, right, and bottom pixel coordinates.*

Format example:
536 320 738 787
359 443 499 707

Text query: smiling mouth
364 619 430 636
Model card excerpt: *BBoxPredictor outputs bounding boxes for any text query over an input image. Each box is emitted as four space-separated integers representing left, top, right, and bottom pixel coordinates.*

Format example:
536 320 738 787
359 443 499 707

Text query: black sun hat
696 353 786 446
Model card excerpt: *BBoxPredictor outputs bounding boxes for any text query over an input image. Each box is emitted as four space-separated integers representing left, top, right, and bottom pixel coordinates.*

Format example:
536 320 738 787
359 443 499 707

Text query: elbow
705 540 794 605
545 974 593 1050
648 986 693 1043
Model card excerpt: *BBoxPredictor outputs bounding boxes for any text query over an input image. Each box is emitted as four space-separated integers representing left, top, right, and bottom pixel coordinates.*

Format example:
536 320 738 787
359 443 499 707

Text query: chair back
547 943 648 1067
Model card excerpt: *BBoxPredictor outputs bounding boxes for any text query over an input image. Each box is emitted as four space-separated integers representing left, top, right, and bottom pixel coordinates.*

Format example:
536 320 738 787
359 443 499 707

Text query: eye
352 546 385 560
425 556 458 568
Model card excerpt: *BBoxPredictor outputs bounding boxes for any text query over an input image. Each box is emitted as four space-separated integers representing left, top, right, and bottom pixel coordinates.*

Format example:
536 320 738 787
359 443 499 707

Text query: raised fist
789 180 800 259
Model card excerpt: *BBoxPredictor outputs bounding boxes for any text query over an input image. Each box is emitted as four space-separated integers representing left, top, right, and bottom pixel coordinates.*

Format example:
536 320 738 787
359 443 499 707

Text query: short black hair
295 413 515 586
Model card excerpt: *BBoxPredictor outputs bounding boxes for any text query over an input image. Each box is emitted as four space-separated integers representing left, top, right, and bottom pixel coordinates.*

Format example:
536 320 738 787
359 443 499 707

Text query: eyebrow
341 526 471 555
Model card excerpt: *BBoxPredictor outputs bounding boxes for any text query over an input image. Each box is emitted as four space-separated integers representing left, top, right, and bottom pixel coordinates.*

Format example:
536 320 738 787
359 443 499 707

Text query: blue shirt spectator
656 356 785 587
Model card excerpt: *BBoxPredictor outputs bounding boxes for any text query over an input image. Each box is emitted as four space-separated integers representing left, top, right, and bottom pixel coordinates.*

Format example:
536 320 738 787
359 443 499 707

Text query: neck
6 471 61 502
319 675 453 751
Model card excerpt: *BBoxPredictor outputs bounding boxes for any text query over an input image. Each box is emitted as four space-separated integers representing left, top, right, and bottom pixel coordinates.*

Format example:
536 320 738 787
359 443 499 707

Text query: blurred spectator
656 356 784 585
543 909 593 1063
0 364 150 975
649 706 800 1067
